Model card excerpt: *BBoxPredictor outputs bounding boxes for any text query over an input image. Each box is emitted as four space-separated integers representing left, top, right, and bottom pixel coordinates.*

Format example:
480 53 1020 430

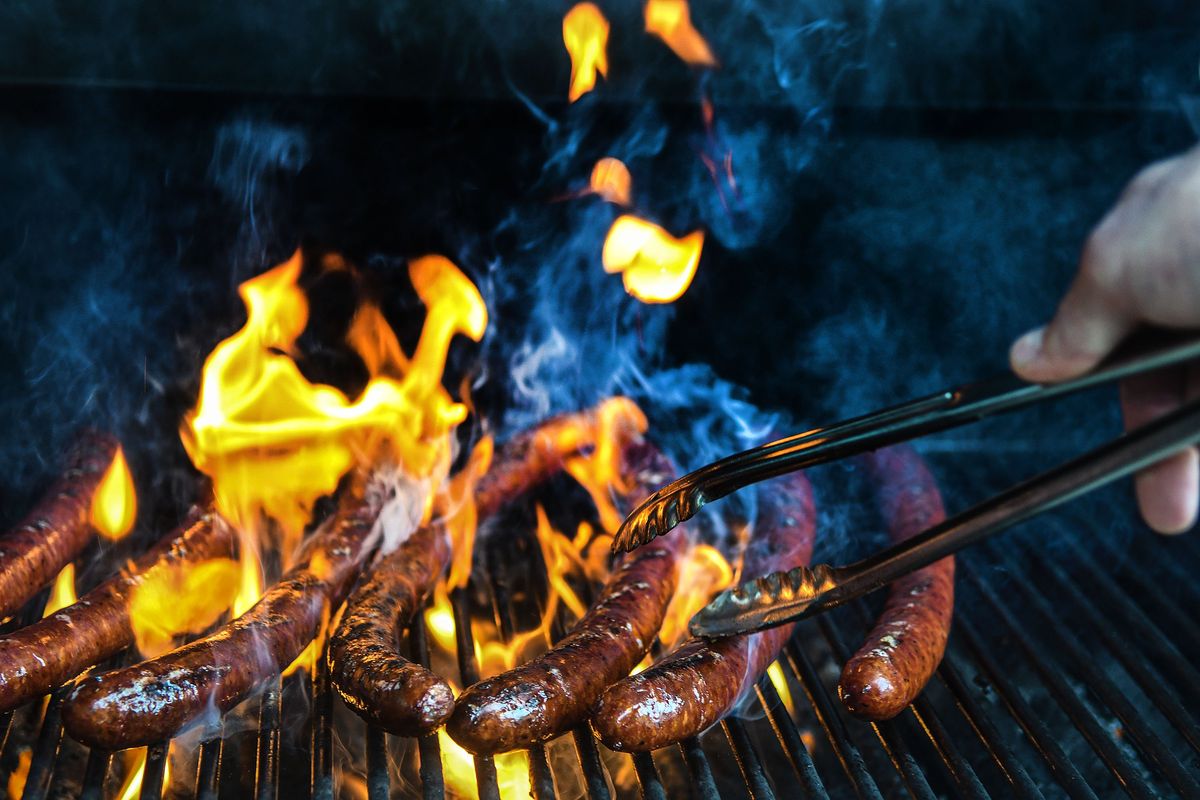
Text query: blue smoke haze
0 0 1196 561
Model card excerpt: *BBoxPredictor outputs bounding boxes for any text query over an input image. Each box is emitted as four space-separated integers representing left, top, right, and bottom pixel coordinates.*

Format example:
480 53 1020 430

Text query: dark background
1 0 1197 555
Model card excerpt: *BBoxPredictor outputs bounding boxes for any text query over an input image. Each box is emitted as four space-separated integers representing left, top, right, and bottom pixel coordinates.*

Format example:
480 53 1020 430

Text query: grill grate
3 525 1199 799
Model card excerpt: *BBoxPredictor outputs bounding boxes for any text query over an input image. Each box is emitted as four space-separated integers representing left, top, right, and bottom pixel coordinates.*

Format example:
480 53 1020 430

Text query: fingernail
1011 326 1046 367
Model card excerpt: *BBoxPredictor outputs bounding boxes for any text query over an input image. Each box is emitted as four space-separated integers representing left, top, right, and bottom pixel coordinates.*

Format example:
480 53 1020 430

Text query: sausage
0 509 234 713
837 444 954 721
591 472 816 752
328 412 600 736
0 431 119 620
328 524 453 735
62 490 380 749
447 441 684 755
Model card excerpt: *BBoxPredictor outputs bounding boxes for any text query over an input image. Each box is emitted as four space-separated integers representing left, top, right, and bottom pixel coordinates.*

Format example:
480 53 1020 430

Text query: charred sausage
592 472 816 752
0 431 119 620
447 441 684 755
328 412 600 736
63 491 380 749
0 509 234 713
837 445 954 720
328 524 454 735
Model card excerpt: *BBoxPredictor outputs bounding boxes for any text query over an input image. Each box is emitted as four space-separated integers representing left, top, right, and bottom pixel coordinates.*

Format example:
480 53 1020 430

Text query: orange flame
563 2 610 102
657 543 733 646
644 0 717 67
6 750 30 800
439 712 531 799
563 397 648 533
180 250 486 611
602 214 704 304
589 157 632 206
90 446 137 540
42 563 77 618
127 558 241 657
767 661 796 717
446 437 495 590
114 746 171 800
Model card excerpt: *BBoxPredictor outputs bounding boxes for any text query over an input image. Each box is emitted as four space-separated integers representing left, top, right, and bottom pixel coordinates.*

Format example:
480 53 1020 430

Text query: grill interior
3 473 1199 800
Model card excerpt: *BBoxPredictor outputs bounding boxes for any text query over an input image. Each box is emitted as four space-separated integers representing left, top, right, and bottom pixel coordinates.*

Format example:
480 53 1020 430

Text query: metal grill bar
813 614 937 800
450 585 500 800
960 561 1158 799
255 676 282 800
10 504 1200 800
407 612 445 800
21 686 67 800
952 612 1099 800
976 548 1200 797
784 639 886 800
1062 537 1200 690
754 669 829 799
140 742 168 800
678 737 721 799
935 650 1044 799
1018 542 1200 754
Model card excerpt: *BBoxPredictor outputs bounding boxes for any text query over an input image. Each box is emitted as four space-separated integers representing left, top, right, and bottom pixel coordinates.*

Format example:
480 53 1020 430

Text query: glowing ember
563 2 610 102
657 543 733 646
42 563 77 618
589 157 632 206
644 0 717 67
127 558 241 657
601 215 705 304
90 446 137 540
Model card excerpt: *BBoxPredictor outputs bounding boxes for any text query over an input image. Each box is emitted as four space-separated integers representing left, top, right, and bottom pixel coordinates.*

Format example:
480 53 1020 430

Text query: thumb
1009 251 1136 383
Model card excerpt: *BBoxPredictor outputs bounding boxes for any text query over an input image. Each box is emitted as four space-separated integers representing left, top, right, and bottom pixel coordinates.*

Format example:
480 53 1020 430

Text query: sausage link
592 473 816 752
0 509 234 713
837 445 954 720
329 413 598 735
0 431 119 620
63 493 380 749
447 441 683 755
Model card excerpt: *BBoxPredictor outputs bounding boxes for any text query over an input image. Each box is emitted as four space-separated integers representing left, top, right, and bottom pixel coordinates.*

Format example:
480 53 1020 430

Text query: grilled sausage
63 491 380 749
447 441 684 755
592 472 816 752
837 445 954 721
0 509 234 713
328 524 454 735
328 412 600 736
0 431 119 620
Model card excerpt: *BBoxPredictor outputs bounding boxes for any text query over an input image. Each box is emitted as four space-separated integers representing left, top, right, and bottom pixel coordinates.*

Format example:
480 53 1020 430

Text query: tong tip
689 563 836 638
612 485 705 553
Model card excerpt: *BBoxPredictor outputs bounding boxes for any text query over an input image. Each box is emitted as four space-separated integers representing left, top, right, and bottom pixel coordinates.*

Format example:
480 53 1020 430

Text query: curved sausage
328 411 600 736
0 509 234 713
328 524 453 735
592 472 816 752
837 444 954 721
447 441 684 755
0 431 119 620
63 491 380 749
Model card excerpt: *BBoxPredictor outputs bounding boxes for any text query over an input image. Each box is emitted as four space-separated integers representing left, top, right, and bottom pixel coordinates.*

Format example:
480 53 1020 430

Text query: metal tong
608 328 1200 639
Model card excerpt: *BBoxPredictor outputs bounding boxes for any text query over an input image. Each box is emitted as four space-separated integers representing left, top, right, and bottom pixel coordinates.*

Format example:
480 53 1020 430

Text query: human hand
1010 146 1200 533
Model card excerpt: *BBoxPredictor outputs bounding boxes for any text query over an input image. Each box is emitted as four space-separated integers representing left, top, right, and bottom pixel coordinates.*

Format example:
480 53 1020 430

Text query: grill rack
3 520 1200 798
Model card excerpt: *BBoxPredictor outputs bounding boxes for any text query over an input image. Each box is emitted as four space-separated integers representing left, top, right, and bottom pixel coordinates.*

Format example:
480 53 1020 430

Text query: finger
1120 368 1199 534
1011 228 1137 383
